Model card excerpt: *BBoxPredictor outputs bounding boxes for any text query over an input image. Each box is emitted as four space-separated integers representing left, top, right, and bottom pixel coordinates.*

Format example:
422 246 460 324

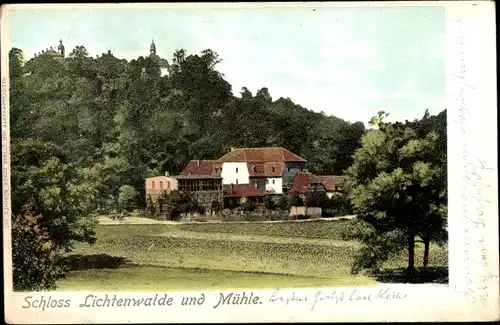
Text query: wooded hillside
9 46 369 210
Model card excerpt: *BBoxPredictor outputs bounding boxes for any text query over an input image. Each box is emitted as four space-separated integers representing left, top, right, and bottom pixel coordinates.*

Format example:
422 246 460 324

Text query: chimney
197 160 200 166
230 147 235 152
165 171 169 177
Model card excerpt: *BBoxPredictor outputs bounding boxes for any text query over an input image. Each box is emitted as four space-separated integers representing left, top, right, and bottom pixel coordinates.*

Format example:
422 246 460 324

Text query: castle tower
57 39 65 57
150 39 156 57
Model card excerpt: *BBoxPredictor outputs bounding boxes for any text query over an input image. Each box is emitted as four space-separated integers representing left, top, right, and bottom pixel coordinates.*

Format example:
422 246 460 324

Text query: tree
11 139 97 251
305 190 329 208
11 139 97 290
200 49 222 70
117 185 140 211
172 48 186 64
344 111 447 282
163 190 197 221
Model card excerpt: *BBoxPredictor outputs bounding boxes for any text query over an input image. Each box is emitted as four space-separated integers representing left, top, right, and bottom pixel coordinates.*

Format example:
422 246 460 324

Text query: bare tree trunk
423 239 430 269
407 233 416 283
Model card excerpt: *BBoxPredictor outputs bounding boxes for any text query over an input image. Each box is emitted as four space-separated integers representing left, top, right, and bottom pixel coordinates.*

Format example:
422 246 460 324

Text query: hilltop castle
33 39 65 60
33 39 171 76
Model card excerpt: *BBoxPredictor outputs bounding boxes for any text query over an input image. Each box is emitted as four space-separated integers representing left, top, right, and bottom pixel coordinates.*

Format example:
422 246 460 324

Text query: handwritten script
451 17 495 306
269 288 407 311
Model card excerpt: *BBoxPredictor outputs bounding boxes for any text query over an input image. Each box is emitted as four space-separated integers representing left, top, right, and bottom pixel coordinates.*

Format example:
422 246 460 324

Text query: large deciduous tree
11 139 97 290
344 111 447 282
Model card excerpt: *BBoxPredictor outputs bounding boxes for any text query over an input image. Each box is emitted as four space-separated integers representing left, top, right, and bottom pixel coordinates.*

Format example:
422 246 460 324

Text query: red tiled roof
178 160 222 178
245 162 285 177
218 147 306 163
246 162 266 177
313 175 344 191
290 172 315 194
290 173 343 194
264 162 284 177
223 184 265 197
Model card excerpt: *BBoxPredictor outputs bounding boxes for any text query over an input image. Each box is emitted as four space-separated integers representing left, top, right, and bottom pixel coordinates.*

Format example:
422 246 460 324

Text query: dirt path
97 215 356 225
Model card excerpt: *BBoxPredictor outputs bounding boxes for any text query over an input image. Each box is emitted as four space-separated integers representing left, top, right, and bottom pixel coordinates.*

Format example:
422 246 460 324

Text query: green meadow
57 220 448 291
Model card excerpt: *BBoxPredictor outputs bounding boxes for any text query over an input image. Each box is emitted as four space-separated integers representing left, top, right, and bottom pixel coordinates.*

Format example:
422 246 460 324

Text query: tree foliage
344 110 447 282
305 190 329 208
10 46 368 212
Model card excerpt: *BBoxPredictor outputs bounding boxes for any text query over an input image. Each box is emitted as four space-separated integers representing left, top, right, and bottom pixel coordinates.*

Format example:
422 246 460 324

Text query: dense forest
9 46 368 211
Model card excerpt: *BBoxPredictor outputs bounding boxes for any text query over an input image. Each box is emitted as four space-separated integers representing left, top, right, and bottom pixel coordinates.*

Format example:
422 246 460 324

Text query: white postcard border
1 2 498 323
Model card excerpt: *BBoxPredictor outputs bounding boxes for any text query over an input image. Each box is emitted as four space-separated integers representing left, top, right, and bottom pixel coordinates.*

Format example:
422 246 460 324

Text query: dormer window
253 166 257 173
272 166 276 173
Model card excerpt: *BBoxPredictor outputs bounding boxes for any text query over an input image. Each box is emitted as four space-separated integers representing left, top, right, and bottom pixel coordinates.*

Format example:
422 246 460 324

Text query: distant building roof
290 172 315 194
218 147 306 163
313 175 344 192
290 173 343 194
178 160 222 178
223 184 265 198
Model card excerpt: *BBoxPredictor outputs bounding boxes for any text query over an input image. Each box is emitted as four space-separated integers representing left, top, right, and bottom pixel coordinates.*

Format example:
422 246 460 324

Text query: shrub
264 196 276 210
196 204 206 215
12 211 64 291
276 195 288 210
241 200 256 212
211 200 222 214
286 194 304 208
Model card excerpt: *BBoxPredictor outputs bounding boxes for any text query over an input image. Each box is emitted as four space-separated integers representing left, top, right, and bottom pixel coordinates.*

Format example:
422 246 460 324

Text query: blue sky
6 4 445 125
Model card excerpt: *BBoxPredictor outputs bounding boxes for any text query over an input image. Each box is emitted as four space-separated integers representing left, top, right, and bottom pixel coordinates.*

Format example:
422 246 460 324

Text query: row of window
233 179 276 185
235 166 304 173
151 181 171 189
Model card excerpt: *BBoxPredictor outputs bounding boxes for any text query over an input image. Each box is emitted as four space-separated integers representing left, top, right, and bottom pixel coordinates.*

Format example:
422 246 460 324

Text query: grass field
57 219 448 291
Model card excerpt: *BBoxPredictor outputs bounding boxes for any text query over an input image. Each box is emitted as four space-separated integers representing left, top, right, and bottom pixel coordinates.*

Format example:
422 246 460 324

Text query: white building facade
265 177 283 194
221 162 250 185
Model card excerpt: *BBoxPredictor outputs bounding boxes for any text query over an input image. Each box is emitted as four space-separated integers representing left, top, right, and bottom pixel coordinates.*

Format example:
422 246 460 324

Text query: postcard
1 2 498 323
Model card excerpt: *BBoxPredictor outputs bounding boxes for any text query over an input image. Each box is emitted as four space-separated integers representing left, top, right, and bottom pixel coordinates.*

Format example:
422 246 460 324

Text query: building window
236 179 239 184
272 166 276 172
152 181 155 189
266 179 269 184
160 181 163 189
167 182 171 190
236 167 239 173
272 179 275 184
288 167 291 172
253 166 257 172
